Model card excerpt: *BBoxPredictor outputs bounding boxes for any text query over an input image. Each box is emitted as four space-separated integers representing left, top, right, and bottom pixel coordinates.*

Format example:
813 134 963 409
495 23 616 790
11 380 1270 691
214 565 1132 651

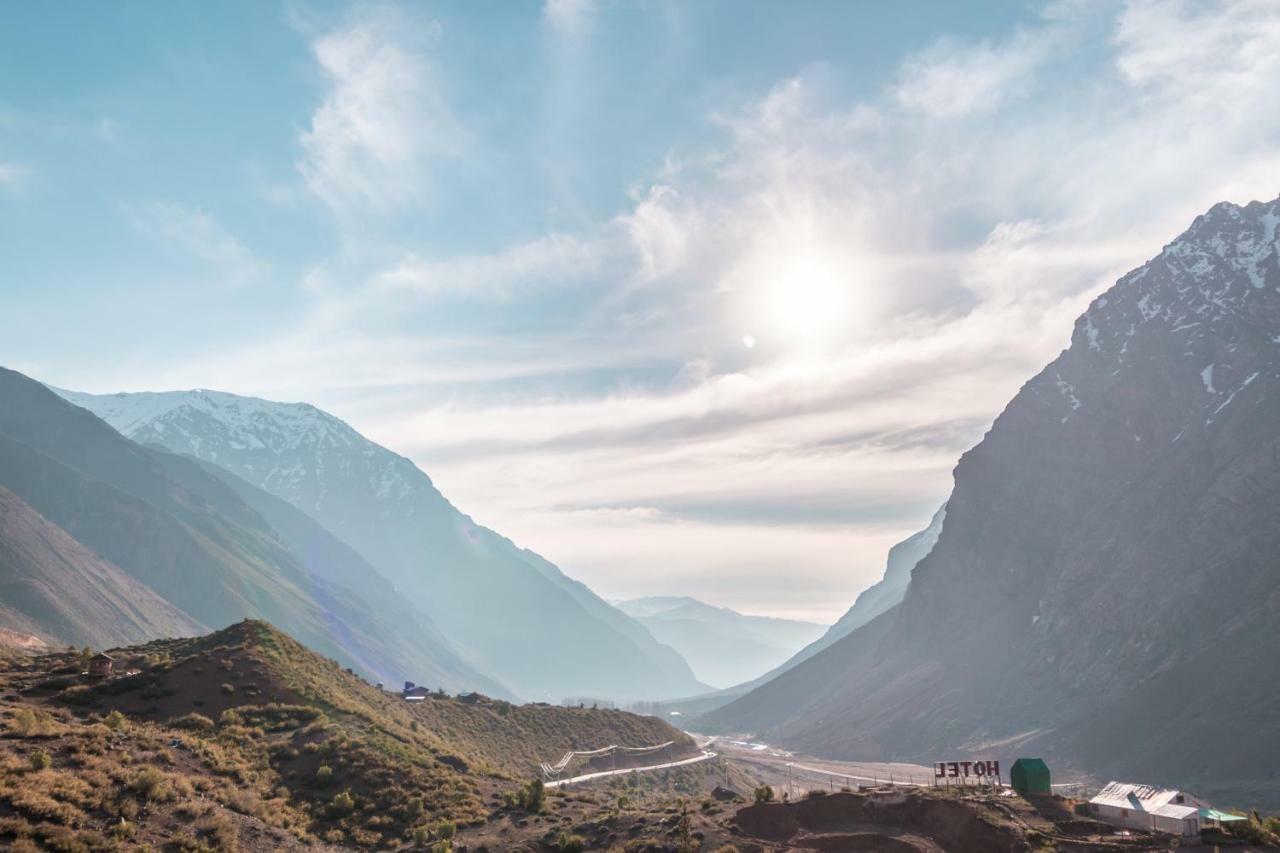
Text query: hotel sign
934 760 1000 781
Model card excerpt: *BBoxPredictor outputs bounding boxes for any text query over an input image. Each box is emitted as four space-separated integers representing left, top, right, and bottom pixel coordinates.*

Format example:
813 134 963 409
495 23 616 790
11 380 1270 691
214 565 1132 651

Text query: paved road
544 750 717 788
709 738 940 795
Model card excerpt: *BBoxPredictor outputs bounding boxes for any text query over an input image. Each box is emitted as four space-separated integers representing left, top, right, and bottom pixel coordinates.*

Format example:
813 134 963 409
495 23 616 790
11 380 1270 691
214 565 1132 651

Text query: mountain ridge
0 367 498 692
694 193 1280 808
59 385 708 702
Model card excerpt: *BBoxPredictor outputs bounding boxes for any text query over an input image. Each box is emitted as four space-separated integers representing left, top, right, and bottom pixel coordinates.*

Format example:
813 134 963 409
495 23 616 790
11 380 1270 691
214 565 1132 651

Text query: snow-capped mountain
698 194 1280 807
59 387 706 702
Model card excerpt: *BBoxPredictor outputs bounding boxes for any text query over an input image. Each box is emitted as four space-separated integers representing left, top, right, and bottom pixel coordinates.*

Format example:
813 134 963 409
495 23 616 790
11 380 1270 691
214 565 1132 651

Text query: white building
1088 782 1207 837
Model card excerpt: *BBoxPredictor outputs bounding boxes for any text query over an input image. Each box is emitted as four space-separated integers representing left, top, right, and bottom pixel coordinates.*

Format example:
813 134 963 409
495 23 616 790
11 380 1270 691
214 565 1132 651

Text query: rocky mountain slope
60 387 706 702
0 485 204 647
0 368 497 693
697 195 1280 809
613 596 825 688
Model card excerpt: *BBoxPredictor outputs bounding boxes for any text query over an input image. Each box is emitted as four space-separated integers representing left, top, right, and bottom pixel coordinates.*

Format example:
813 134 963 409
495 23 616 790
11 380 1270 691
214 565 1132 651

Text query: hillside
60 387 706 702
0 485 204 648
0 368 496 693
697 195 1280 809
613 596 825 688
0 620 699 851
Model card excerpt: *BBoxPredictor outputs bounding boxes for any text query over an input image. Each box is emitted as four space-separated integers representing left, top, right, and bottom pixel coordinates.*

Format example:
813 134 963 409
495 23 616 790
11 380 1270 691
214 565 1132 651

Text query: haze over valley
2 2 1280 850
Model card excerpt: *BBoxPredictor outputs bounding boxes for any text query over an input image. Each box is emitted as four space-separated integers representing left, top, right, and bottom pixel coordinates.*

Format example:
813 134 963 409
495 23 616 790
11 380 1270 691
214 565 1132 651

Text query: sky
2 1 1279 621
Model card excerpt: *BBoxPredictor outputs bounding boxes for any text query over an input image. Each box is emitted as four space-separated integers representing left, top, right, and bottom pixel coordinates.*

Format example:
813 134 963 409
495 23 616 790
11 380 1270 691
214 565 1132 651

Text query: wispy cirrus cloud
49 0 1280 620
298 6 462 218
123 201 266 285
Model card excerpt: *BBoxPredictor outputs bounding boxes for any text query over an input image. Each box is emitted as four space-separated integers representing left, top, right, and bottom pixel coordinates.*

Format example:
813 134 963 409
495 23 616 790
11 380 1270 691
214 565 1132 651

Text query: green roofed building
1010 758 1051 795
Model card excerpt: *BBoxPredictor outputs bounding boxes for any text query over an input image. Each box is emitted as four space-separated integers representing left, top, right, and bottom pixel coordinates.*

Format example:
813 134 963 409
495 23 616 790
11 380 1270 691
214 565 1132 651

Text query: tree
753 785 774 804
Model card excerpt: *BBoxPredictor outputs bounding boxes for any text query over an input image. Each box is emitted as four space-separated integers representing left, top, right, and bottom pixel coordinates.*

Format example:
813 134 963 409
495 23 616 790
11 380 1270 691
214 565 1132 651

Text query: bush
104 710 126 730
806 788 827 798
29 750 51 771
220 683 235 695
129 766 171 801
11 708 51 736
435 820 456 840
219 708 242 727
556 830 587 852
753 785 774 804
316 765 334 784
516 778 546 813
171 712 215 731
330 789 355 815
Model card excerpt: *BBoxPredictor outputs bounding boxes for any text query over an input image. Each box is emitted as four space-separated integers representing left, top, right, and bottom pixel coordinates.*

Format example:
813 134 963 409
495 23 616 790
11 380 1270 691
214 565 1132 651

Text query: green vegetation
753 784 774 803
0 620 697 850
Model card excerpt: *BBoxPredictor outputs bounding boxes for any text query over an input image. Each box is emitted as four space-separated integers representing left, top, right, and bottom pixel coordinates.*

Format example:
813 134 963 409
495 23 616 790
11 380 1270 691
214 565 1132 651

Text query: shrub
129 766 171 801
516 778 546 813
753 785 774 804
219 708 242 727
29 750 51 771
220 683 235 695
316 765 334 784
171 712 215 731
806 788 827 799
435 819 456 840
330 789 355 815
557 830 587 852
11 708 49 736
104 710 126 730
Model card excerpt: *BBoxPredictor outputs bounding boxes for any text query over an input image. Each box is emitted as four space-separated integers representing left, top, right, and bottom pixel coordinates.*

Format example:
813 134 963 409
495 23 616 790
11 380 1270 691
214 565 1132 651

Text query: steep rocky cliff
699 195 1280 807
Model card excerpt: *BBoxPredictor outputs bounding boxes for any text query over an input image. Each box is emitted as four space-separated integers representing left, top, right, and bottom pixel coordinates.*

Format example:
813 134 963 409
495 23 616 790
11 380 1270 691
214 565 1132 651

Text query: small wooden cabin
89 652 115 678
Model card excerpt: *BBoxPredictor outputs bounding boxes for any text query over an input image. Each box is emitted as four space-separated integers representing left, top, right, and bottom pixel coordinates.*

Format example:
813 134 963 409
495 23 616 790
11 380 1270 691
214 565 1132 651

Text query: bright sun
751 250 855 349
775 253 849 340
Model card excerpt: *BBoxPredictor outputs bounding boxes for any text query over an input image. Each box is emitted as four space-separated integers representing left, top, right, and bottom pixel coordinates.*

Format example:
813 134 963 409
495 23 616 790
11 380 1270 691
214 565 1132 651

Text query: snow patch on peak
1201 365 1216 395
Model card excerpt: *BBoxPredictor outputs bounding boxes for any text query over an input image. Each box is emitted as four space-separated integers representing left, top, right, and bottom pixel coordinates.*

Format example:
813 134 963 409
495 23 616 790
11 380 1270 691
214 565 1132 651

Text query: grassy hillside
0 620 697 851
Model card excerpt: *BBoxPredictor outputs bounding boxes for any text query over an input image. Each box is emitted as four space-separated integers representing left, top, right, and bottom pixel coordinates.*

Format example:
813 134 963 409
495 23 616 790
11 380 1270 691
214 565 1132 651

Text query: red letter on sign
948 762 959 778
989 761 1000 779
935 763 946 778
974 762 986 777
960 761 973 776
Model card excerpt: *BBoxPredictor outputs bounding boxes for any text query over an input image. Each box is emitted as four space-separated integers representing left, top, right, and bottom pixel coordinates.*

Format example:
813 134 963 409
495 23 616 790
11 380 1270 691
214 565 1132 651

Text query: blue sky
3 1 1279 619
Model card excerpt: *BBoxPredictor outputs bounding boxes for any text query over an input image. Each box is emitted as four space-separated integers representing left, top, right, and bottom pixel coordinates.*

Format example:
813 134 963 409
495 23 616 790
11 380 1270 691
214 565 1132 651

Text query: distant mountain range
651 506 947 717
0 367 502 695
56 386 706 702
695 195 1280 808
612 596 826 688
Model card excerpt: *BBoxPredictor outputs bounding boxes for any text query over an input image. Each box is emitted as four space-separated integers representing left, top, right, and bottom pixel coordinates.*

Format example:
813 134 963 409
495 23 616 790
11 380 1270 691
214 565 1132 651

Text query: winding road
544 749 718 788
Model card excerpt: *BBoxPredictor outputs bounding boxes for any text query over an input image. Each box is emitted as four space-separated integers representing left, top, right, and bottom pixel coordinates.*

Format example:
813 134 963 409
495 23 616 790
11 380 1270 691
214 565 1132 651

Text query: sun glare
748 248 858 351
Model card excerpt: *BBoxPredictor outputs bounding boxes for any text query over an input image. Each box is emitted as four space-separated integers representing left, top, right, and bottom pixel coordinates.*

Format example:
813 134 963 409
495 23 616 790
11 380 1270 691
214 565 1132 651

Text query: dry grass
0 620 697 851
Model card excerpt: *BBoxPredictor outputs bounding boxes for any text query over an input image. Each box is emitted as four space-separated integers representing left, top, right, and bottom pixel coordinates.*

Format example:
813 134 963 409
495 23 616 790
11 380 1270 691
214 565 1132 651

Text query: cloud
123 201 266 285
298 6 460 217
0 162 28 186
65 0 1280 619
542 0 597 35
374 233 606 298
894 29 1059 119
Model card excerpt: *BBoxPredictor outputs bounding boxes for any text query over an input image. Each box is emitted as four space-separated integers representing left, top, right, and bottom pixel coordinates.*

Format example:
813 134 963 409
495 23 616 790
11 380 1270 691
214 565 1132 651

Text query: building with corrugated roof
1088 781 1207 837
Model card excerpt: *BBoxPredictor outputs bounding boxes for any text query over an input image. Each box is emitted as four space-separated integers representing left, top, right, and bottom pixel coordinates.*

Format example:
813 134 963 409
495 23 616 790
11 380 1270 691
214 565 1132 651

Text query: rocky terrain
697 195 1280 810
